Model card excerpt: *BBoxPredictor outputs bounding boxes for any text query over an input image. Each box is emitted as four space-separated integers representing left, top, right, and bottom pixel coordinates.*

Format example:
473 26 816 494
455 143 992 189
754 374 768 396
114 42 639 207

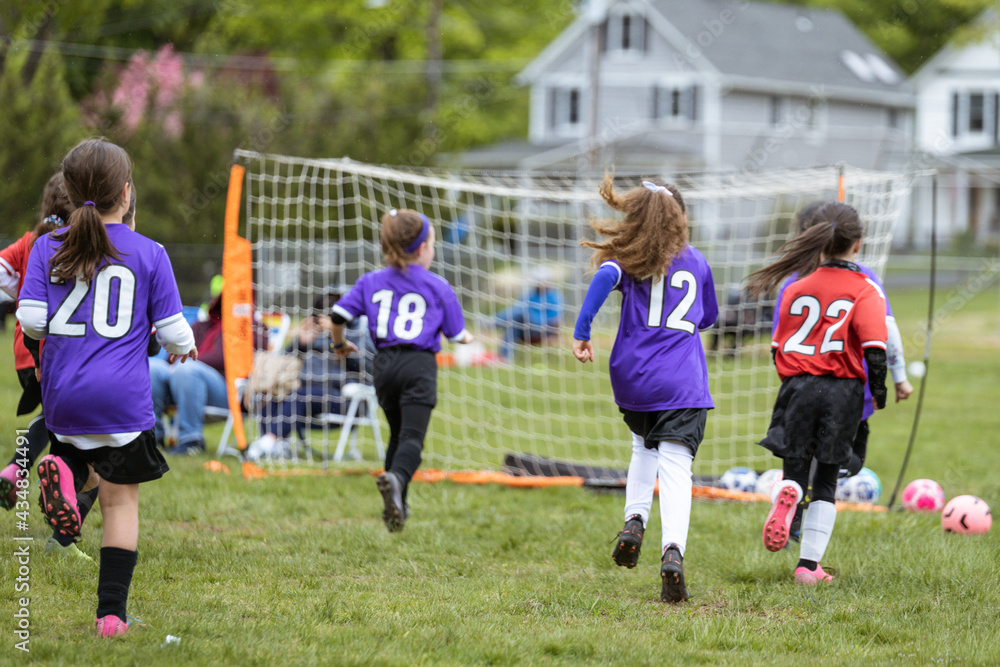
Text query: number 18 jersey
772 265 887 382
333 264 467 352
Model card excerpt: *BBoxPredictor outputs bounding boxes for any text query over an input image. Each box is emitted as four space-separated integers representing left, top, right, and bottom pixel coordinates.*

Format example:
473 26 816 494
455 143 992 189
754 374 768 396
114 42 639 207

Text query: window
887 107 899 130
951 90 996 139
606 10 645 55
550 87 582 129
770 96 786 126
653 85 698 123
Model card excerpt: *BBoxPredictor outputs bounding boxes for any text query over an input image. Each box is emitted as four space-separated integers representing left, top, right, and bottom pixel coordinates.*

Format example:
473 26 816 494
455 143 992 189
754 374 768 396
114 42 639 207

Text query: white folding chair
315 382 385 466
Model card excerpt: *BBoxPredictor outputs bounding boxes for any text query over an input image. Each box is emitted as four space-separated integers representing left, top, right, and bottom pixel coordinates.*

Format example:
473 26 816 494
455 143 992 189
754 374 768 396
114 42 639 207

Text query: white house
462 0 913 175
910 10 1000 250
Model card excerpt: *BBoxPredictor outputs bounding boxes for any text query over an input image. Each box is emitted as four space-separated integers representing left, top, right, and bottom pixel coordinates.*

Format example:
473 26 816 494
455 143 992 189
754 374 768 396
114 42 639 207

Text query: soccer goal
230 149 912 480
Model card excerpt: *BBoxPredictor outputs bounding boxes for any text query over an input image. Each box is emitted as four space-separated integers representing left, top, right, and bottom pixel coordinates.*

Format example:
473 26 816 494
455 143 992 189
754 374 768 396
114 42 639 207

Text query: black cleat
377 471 406 533
660 545 689 603
612 514 645 568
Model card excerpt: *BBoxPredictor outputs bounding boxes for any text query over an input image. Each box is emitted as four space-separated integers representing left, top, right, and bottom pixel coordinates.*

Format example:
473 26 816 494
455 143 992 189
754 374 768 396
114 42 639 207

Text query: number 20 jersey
606 246 718 412
771 265 887 382
18 224 185 435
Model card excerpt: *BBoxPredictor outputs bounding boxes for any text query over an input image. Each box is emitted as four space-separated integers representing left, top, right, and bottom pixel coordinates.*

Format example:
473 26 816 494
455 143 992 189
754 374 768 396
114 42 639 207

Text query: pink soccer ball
941 495 992 535
902 479 946 513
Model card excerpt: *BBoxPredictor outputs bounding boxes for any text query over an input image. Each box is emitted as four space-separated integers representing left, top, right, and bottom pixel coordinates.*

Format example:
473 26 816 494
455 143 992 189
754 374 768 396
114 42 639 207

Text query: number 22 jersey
333 265 467 352
771 264 887 382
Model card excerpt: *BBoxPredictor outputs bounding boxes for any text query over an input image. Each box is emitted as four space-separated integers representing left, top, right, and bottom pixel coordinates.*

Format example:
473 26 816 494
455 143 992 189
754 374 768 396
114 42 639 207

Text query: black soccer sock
8 415 50 471
97 547 138 623
796 559 817 571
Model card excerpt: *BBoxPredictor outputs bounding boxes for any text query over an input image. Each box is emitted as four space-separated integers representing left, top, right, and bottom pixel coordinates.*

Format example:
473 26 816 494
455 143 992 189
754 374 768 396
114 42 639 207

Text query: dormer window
550 87 582 131
605 7 645 55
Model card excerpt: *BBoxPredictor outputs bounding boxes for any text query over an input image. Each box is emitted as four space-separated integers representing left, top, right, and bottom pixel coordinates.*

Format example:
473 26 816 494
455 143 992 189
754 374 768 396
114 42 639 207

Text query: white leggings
623 432 694 556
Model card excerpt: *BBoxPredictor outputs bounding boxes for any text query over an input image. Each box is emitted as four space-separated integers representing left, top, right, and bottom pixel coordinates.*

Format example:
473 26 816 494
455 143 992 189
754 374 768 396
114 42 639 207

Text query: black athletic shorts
620 407 708 456
373 347 438 409
49 430 169 485
758 374 864 465
16 367 41 416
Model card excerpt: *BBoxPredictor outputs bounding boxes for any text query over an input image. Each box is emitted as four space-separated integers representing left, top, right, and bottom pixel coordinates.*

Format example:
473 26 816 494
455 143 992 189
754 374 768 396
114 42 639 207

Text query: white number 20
49 266 137 339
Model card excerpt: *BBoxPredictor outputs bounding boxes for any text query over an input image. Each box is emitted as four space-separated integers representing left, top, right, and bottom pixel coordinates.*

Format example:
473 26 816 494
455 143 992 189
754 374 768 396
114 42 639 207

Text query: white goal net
234 149 911 479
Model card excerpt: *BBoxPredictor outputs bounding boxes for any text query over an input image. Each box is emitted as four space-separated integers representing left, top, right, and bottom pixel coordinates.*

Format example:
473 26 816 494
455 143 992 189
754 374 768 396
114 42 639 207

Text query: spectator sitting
154 291 266 455
247 290 374 460
494 268 564 361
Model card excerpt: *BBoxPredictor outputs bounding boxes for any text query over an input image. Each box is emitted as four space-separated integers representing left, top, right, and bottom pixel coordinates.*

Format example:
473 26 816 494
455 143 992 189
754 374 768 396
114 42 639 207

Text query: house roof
520 0 911 104
908 9 998 88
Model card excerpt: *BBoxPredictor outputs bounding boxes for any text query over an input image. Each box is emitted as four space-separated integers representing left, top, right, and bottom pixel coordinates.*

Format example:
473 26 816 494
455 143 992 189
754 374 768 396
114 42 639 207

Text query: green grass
1 284 998 665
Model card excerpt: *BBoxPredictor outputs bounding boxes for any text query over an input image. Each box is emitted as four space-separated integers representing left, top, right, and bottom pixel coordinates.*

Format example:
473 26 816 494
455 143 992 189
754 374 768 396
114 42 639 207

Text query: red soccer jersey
771 265 887 382
0 232 37 371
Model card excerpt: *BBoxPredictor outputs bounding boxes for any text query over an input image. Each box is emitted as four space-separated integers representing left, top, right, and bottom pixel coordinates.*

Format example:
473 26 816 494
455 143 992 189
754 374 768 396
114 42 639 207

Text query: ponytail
52 138 132 282
745 202 864 297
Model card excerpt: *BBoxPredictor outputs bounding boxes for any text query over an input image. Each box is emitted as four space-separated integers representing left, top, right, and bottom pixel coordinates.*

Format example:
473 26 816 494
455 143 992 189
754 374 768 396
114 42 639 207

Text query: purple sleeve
573 263 619 340
699 261 718 330
440 284 467 341
148 245 184 324
18 240 49 305
331 279 366 322
859 264 892 317
772 275 796 336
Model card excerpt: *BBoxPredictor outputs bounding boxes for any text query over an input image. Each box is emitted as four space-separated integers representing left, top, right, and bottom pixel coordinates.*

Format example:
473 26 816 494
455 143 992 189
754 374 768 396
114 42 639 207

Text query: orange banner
222 164 253 451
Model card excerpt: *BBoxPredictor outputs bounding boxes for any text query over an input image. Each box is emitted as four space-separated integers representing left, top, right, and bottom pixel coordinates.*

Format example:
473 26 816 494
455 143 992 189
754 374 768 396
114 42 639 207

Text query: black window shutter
549 88 557 129
599 19 608 54
690 85 699 122
952 92 960 137
994 93 999 143
652 86 659 119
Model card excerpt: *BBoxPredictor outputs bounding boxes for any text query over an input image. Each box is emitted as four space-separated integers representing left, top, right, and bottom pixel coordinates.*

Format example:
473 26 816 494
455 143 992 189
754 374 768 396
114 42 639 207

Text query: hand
895 380 914 403
169 348 199 364
573 339 594 363
334 340 358 358
297 319 320 346
34 367 40 382
315 314 333 332
459 331 474 344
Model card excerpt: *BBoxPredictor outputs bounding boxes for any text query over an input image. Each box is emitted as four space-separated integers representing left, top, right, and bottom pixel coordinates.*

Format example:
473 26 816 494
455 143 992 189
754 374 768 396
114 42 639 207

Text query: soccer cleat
45 536 94 563
0 463 19 510
376 471 406 533
612 515 645 568
660 545 689 603
37 456 81 540
95 615 129 637
763 482 801 552
794 564 836 585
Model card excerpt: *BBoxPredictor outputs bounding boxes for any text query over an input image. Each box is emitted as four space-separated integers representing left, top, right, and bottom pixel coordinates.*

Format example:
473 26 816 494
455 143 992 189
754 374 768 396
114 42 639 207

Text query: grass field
0 282 998 665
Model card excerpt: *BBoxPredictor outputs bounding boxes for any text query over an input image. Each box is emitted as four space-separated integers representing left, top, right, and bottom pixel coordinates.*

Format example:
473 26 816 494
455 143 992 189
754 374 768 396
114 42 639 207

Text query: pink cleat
794 564 836 585
0 463 19 510
762 481 801 552
37 456 81 540
95 615 129 637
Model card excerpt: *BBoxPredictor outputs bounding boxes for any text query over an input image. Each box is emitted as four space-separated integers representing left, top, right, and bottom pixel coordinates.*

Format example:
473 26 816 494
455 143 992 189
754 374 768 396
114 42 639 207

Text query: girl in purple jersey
573 178 718 603
16 138 197 637
327 209 471 532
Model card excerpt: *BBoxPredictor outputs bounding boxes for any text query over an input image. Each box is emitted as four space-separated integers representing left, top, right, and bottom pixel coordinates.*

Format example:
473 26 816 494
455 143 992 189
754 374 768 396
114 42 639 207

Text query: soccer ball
836 467 882 504
754 468 783 497
942 495 992 535
901 479 946 513
720 466 759 493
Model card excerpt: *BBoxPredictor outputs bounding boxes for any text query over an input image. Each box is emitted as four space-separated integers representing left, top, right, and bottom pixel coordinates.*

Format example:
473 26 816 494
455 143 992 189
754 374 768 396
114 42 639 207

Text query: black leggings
783 457 839 505
383 403 434 496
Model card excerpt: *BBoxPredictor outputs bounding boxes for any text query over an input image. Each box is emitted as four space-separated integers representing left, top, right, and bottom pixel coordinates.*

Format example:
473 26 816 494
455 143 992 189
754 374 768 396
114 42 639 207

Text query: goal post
231 149 912 479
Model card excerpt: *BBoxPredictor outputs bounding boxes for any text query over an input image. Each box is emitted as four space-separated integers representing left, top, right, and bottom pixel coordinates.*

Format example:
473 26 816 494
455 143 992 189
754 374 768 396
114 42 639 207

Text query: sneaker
660 545 689 603
37 455 81 540
166 439 206 456
95 615 129 637
0 463 19 510
376 471 406 533
794 564 836 585
45 536 94 562
763 482 801 552
612 514 645 568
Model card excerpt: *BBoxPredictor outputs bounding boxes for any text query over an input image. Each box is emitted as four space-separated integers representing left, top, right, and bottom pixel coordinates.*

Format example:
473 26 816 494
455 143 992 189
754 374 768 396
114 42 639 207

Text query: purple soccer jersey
332 265 467 353
772 264 891 420
575 246 718 411
18 224 184 435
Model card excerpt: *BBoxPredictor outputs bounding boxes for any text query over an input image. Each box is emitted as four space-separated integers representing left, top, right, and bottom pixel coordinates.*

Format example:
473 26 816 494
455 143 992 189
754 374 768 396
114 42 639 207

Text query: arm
572 262 620 363
885 315 913 402
155 314 198 363
864 347 888 410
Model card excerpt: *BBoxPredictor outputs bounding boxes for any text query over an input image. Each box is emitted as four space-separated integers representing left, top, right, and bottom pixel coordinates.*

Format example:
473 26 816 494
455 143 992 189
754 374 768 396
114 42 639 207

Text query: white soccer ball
902 478 946 513
754 468 783 497
837 467 882 504
720 466 759 493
